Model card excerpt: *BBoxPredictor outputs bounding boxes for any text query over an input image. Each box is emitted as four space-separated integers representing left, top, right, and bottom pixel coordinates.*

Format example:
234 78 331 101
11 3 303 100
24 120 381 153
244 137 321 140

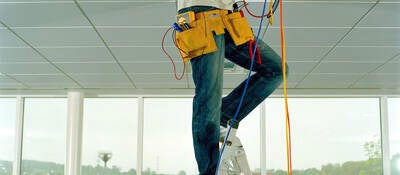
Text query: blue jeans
191 34 287 174
185 6 288 175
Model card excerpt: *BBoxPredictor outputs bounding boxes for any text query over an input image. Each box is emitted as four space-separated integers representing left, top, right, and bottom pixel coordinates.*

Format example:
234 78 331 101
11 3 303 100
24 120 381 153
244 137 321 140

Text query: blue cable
215 0 277 174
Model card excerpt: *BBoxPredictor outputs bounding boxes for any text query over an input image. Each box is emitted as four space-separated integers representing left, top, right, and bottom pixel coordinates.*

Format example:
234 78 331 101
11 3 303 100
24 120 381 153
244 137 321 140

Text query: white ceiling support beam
65 91 84 175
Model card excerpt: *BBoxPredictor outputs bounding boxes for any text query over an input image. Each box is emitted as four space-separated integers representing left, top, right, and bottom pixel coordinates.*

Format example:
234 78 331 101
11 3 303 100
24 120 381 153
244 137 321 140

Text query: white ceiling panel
38 47 113 62
296 73 363 88
78 1 175 26
358 2 400 27
0 2 88 27
122 62 179 74
0 75 19 84
136 82 187 89
132 73 186 83
263 27 349 47
340 28 400 46
0 47 44 63
313 62 381 74
70 74 131 84
0 63 60 74
286 61 319 74
97 28 175 46
0 83 26 89
0 29 26 47
12 28 103 47
111 46 179 62
247 1 373 27
352 74 400 88
83 83 133 88
281 46 331 61
56 62 124 74
374 62 400 74
27 83 80 89
325 46 400 62
12 74 75 84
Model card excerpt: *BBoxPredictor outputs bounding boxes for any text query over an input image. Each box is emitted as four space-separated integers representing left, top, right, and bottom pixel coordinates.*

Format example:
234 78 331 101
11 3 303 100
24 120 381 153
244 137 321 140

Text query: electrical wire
279 0 293 174
242 0 279 18
216 0 270 174
161 26 186 80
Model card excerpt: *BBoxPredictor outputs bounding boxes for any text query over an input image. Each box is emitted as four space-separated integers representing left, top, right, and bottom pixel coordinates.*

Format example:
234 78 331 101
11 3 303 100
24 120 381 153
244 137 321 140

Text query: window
264 98 382 174
82 98 138 174
143 98 196 175
0 98 16 175
22 98 67 175
388 98 400 174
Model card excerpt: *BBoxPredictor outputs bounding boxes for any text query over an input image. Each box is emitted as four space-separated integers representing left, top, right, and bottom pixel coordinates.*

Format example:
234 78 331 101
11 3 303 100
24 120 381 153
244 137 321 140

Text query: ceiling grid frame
0 20 85 88
73 0 137 88
294 0 382 88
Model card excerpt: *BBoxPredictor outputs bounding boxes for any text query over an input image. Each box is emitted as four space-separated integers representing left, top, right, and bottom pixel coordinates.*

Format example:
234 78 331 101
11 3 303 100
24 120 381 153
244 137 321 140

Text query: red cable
161 27 186 80
248 40 262 64
242 0 272 18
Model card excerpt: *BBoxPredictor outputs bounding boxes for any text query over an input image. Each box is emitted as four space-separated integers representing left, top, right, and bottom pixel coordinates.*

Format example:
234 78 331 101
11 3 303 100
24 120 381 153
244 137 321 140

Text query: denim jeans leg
190 34 225 175
221 36 288 126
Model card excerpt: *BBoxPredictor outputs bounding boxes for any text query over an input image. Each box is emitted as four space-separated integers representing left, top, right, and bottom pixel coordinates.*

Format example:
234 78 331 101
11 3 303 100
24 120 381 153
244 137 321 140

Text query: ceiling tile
247 1 373 27
313 62 382 74
70 74 131 84
132 73 186 83
358 2 400 27
27 83 80 89
136 82 187 89
263 27 348 47
78 1 175 26
286 61 319 74
281 46 331 61
38 47 113 62
325 46 400 62
0 2 89 27
57 62 125 74
13 28 103 47
97 28 175 46
0 75 19 83
0 63 60 74
12 74 75 84
352 74 400 88
296 73 362 88
374 62 400 74
111 46 178 62
0 29 26 47
83 83 133 88
0 83 26 89
340 28 400 46
0 47 44 63
122 62 178 74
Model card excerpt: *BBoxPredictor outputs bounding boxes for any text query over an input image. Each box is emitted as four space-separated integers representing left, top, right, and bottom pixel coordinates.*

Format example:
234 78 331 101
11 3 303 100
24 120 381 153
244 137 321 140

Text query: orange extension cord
279 0 293 174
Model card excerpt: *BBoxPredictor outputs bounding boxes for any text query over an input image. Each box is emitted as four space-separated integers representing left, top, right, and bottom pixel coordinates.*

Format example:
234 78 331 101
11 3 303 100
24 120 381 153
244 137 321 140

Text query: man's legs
190 34 225 175
221 35 287 126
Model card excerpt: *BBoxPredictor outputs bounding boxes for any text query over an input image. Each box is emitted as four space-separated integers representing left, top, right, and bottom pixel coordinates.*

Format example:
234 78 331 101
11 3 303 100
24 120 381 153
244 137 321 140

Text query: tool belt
175 9 254 62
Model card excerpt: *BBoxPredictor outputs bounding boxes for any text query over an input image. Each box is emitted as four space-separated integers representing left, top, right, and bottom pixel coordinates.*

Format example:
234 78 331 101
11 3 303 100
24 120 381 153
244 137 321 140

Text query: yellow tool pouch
223 12 255 46
175 10 254 62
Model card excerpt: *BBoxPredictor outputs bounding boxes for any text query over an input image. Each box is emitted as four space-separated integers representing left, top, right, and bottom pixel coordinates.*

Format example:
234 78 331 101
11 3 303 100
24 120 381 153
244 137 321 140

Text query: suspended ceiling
0 0 399 95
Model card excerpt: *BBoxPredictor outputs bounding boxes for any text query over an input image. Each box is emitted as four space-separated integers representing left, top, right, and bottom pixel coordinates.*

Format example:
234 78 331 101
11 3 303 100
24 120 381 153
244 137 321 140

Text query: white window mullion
137 96 144 175
380 96 391 175
13 96 24 175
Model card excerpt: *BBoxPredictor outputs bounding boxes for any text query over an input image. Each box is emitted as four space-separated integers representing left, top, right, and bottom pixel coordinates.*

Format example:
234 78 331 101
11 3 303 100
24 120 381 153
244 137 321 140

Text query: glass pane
143 98 196 175
0 98 16 175
82 98 138 175
389 98 400 175
22 98 67 175
236 106 260 173
265 98 382 174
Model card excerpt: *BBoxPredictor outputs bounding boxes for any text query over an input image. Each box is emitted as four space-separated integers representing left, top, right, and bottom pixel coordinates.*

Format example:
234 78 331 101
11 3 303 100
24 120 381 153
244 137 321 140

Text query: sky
0 97 399 174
